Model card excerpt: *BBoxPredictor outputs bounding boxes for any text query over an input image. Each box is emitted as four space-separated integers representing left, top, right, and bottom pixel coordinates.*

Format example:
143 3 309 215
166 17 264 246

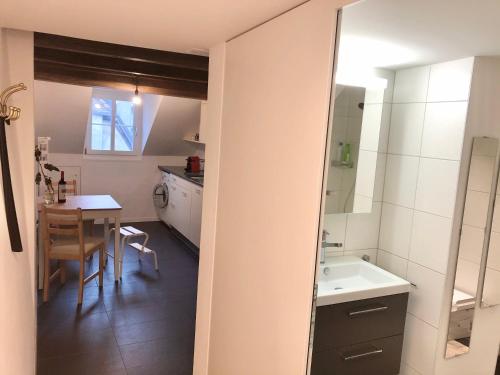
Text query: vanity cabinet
311 293 408 375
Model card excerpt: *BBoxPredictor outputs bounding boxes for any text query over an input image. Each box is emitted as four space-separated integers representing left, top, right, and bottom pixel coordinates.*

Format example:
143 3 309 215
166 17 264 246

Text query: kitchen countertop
158 166 204 187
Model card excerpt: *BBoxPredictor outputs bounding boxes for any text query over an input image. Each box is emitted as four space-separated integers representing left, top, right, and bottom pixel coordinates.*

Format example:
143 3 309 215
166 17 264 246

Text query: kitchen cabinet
188 185 203 247
166 173 203 247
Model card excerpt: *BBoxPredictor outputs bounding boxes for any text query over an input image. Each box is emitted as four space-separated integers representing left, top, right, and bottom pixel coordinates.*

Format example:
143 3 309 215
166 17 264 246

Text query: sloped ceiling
34 81 91 153
34 80 202 156
143 96 201 156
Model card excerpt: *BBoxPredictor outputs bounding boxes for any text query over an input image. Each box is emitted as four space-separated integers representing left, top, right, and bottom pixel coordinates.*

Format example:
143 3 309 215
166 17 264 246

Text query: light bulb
133 87 142 105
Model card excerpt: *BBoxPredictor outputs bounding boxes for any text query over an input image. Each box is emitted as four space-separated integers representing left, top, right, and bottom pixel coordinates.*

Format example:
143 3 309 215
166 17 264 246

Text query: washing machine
153 172 170 224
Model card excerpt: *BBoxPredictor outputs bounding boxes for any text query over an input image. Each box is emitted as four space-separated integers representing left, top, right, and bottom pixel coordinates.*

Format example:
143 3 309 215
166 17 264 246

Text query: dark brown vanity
311 293 409 375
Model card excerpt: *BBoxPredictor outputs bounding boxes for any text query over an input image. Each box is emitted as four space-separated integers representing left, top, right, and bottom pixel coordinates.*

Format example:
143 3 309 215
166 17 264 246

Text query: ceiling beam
35 61 208 100
34 33 209 100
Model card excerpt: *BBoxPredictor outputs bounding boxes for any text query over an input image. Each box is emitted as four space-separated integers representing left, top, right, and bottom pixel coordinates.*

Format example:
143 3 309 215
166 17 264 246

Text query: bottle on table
58 171 66 203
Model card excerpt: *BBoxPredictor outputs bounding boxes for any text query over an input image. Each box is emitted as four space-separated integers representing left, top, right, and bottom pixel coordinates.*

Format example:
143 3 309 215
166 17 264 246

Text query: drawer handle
342 348 383 361
348 305 388 318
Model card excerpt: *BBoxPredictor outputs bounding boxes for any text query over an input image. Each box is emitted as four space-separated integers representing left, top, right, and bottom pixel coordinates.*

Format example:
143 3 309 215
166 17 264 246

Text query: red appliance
186 156 201 173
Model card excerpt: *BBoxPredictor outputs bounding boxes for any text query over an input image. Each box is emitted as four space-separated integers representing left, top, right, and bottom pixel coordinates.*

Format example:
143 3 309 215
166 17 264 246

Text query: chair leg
60 261 67 284
43 257 50 303
78 260 85 305
98 248 104 289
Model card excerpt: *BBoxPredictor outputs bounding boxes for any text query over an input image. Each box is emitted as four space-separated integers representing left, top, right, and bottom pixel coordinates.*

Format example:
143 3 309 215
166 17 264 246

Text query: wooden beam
34 33 208 71
35 61 208 100
34 32 209 100
35 47 208 83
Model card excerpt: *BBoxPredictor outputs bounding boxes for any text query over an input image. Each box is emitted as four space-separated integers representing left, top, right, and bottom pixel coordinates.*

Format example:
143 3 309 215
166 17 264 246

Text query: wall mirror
325 56 388 214
446 137 498 359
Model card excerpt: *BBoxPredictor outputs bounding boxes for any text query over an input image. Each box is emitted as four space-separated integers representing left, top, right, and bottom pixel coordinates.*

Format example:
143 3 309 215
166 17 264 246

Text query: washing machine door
153 183 169 208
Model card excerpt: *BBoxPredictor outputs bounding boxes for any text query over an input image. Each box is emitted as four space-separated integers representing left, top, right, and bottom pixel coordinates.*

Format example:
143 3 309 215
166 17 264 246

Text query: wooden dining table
37 195 122 288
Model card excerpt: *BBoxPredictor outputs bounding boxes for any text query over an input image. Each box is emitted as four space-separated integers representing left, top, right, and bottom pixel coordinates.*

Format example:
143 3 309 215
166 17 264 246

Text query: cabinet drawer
311 335 403 375
313 293 408 352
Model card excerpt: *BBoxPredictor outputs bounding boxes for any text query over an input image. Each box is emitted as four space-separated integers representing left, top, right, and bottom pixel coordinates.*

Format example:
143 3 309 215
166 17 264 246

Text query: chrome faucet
320 230 343 264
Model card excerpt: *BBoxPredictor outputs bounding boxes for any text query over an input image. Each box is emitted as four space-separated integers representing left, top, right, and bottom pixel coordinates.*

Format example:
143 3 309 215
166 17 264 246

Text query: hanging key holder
0 83 27 252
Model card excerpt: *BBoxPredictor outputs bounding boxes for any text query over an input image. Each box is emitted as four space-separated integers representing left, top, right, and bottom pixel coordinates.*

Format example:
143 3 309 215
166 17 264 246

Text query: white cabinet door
169 182 191 236
188 186 203 247
198 101 208 143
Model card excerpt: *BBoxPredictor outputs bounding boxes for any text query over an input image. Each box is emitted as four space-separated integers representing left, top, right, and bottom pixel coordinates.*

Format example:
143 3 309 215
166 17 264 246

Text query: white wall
374 58 475 375
193 42 226 375
0 28 36 375
434 56 500 375
206 1 342 373
47 153 185 222
34 81 92 153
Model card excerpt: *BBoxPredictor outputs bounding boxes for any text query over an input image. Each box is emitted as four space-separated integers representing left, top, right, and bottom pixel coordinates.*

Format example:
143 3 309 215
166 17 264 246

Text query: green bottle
342 143 351 165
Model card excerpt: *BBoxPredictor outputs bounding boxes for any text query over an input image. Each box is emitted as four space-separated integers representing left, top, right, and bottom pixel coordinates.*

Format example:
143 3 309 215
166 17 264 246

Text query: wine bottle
58 171 67 203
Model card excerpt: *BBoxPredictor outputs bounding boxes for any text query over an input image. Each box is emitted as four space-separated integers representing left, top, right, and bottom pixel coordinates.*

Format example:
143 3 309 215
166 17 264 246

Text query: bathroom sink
316 256 410 306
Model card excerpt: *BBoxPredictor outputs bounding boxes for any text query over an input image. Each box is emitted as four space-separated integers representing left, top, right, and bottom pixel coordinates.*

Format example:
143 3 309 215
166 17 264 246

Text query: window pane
91 98 112 150
115 100 135 151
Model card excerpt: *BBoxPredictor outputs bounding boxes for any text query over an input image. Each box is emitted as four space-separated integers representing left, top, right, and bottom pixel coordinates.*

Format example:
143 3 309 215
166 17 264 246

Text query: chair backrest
65 179 77 196
41 206 84 256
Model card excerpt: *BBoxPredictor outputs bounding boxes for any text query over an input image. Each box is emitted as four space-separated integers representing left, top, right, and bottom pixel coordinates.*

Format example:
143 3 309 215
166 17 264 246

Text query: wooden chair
41 206 105 305
61 179 95 236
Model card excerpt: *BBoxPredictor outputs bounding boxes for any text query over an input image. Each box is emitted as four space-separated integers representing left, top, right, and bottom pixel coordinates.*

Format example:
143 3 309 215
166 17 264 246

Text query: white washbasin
317 256 410 306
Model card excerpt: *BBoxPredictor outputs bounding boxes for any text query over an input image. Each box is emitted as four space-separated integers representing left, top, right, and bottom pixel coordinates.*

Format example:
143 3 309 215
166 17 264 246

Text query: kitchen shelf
331 160 353 169
183 137 205 145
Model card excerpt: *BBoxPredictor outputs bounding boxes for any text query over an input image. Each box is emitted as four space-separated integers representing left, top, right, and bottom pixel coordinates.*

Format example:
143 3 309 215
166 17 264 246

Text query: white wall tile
383 155 419 208
420 102 468 160
415 158 460 217
455 258 480 297
492 197 500 232
486 231 500 271
393 66 430 103
379 203 413 258
388 103 426 156
323 214 346 253
483 267 500 305
377 249 408 278
407 262 445 327
462 190 490 228
344 249 377 264
345 202 381 250
458 224 484 265
360 104 383 152
346 117 363 143
427 58 474 102
410 211 452 274
399 364 422 375
402 314 438 375
373 153 387 202
353 194 373 213
378 103 392 153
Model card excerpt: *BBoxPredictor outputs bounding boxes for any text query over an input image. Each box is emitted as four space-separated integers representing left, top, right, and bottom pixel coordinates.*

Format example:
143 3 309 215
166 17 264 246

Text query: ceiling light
133 82 142 105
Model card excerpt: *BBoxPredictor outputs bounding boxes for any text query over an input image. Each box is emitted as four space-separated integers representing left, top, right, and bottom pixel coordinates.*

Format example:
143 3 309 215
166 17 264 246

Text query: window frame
85 89 142 156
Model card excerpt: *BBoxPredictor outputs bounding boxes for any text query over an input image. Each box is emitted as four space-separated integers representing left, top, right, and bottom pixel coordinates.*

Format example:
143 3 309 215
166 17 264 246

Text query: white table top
39 195 122 211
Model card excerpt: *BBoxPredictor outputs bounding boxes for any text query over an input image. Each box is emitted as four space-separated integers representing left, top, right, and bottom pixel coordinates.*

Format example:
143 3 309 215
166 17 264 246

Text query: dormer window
85 88 142 155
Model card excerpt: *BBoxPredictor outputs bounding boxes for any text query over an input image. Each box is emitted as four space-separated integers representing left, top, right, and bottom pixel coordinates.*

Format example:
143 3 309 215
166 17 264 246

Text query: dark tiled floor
37 222 198 375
